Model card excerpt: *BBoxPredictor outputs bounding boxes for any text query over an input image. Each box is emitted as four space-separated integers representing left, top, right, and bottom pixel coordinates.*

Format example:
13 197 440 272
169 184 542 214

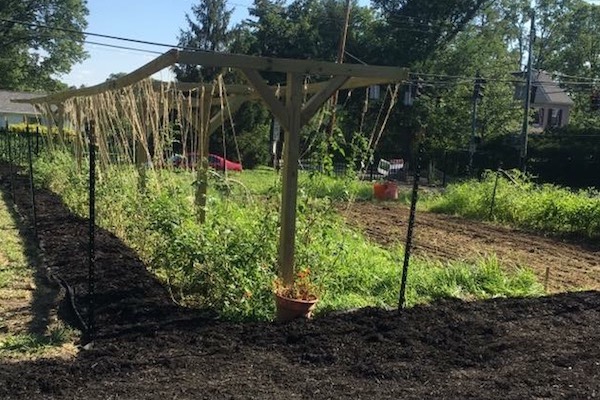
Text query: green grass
0 193 76 357
424 170 600 240
0 196 33 289
34 153 544 321
0 324 74 355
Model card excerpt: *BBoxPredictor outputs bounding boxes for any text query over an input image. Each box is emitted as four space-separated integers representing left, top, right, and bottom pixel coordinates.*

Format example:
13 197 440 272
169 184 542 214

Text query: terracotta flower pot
274 293 318 322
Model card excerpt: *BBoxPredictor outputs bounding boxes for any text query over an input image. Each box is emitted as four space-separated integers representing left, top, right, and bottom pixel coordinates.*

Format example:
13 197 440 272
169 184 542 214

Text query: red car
208 154 243 172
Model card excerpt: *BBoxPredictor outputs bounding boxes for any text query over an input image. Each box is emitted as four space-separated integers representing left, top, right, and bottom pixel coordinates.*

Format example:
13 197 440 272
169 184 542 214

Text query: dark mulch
1 163 599 399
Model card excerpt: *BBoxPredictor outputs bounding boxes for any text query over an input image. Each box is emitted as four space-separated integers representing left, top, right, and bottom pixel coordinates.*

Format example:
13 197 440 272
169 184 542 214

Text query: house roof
532 71 575 106
513 70 575 107
0 90 44 115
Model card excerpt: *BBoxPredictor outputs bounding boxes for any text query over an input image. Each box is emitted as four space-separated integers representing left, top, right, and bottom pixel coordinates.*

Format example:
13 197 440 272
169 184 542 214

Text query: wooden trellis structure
15 49 409 285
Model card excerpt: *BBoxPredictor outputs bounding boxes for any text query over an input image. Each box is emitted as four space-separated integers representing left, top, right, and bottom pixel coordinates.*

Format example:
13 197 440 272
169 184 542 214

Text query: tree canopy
173 0 600 173
174 0 234 82
0 0 88 91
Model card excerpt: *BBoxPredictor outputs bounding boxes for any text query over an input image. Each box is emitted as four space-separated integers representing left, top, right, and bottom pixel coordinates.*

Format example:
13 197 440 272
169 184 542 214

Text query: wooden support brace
301 76 350 126
241 69 290 133
207 96 246 136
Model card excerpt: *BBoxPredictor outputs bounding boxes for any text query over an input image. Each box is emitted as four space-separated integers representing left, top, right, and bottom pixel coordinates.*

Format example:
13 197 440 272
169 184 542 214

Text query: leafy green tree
238 0 378 68
369 0 493 66
0 0 88 91
538 1 600 78
369 1 524 169
175 0 234 82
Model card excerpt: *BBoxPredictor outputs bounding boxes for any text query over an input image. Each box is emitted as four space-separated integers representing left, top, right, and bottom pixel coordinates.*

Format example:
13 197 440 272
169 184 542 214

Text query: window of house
548 109 562 127
532 108 545 126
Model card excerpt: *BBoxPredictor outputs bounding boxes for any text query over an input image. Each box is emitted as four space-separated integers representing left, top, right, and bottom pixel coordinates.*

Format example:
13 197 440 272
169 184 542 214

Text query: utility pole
520 10 535 172
468 71 483 173
329 0 352 136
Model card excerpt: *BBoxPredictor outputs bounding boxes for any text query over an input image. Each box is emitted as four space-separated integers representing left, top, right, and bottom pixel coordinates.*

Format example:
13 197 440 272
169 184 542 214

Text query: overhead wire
3 16 597 94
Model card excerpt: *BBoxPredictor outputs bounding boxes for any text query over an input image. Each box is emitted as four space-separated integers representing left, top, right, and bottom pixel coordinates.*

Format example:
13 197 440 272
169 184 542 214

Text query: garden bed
1 164 599 399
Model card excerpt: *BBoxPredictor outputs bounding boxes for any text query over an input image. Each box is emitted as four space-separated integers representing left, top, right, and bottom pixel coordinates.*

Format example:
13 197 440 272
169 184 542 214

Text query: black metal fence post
488 164 502 220
0 124 4 162
398 142 424 309
35 127 40 156
27 127 38 242
7 128 15 203
442 151 448 187
87 120 97 337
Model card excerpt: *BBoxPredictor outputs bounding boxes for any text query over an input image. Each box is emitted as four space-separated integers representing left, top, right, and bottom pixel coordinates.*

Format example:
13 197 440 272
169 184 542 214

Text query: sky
61 0 256 87
61 0 600 88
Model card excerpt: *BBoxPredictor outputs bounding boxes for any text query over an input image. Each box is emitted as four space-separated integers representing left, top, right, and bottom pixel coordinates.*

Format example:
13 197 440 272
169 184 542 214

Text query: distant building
0 90 45 126
513 70 574 130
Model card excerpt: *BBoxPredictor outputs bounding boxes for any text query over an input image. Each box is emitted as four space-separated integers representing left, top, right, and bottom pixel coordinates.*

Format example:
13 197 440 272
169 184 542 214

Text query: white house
0 90 45 126
513 70 575 130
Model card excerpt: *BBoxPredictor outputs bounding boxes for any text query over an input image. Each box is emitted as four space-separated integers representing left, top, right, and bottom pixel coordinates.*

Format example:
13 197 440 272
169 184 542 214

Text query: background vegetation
4 0 599 188
424 170 600 240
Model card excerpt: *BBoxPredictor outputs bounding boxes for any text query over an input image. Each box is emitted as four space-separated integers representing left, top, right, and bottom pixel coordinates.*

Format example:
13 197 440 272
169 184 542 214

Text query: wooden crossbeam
178 50 409 80
153 81 255 95
14 50 179 105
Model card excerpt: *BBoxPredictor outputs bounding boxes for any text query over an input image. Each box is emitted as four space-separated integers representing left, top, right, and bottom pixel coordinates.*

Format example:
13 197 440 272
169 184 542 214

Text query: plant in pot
273 267 320 322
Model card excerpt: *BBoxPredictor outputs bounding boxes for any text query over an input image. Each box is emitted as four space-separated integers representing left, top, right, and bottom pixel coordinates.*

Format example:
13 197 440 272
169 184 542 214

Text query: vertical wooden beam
279 73 303 285
74 103 83 172
135 99 149 192
195 86 214 224
135 138 147 192
56 103 66 146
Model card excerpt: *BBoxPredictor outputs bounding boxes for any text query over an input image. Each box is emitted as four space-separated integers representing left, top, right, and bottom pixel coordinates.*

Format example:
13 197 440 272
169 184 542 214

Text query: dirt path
338 201 600 292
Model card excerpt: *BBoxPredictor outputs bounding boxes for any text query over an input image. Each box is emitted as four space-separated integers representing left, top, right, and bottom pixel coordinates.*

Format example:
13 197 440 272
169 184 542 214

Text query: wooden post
279 73 303 285
56 103 66 149
74 104 83 172
135 138 147 192
195 87 214 224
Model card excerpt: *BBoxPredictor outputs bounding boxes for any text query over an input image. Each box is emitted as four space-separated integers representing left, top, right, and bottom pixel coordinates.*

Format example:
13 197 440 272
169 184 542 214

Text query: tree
0 0 88 91
369 0 493 66
174 0 234 82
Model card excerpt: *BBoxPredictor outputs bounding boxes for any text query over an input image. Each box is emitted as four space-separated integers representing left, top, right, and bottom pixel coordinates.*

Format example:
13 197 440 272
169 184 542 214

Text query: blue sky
61 0 256 87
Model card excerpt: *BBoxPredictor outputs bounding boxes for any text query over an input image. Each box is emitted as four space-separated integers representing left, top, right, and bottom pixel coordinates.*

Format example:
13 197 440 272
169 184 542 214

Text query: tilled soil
338 201 600 292
1 166 599 399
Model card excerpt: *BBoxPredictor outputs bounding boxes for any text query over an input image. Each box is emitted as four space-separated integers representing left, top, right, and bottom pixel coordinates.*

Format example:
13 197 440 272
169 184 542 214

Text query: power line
0 17 190 51
84 40 163 55
2 16 595 90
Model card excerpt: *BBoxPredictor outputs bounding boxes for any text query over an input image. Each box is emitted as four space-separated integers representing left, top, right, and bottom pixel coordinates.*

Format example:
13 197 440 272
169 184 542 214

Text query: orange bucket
373 182 398 200
373 183 387 200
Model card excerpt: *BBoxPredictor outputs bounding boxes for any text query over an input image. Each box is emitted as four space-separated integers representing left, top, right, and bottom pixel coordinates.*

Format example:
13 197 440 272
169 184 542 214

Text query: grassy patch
0 201 32 289
0 324 74 355
0 192 76 359
424 170 600 240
